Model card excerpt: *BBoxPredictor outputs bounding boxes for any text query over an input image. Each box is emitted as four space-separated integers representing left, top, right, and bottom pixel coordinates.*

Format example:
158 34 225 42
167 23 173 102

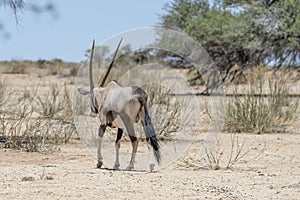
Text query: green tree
240 0 300 68
159 0 300 84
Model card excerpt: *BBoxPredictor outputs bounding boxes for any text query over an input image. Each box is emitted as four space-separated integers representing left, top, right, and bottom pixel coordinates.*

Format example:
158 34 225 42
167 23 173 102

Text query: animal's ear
78 88 90 95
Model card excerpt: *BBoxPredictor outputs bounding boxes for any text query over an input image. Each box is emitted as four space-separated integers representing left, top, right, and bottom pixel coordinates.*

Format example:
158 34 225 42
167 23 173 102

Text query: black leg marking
129 134 137 143
116 128 123 144
99 125 106 137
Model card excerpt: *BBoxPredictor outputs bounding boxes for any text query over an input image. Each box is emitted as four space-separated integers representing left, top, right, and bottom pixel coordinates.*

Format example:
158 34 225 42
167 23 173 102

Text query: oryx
78 39 160 171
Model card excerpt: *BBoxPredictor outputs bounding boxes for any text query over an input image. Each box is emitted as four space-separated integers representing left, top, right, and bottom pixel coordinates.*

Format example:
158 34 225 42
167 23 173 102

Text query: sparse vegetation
222 75 299 134
0 60 79 77
194 67 298 170
0 79 10 109
0 59 79 151
39 168 54 180
144 83 182 139
180 133 266 170
69 65 79 76
1 58 299 175
0 77 76 152
35 84 64 118
203 134 251 170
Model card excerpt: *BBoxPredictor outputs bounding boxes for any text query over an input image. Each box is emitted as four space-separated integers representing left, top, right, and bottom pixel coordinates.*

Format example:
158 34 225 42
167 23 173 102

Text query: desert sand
0 73 299 200
1 132 300 200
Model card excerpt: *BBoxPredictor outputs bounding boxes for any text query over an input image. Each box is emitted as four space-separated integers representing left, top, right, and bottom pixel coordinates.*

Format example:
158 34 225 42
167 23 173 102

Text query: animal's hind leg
97 125 106 168
113 128 123 170
127 134 138 171
120 113 138 171
147 139 155 172
142 121 155 172
122 118 138 171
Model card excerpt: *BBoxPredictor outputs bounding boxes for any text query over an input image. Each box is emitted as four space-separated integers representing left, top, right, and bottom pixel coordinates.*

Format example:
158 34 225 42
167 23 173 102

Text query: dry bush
0 80 76 151
34 84 64 118
69 65 80 76
180 133 266 170
73 88 90 116
4 61 27 74
223 77 298 134
144 83 182 140
1 99 46 151
33 83 76 143
0 80 10 109
203 134 251 170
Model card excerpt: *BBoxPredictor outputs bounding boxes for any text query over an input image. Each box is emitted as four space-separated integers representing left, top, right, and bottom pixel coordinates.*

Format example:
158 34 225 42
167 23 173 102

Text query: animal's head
77 39 123 113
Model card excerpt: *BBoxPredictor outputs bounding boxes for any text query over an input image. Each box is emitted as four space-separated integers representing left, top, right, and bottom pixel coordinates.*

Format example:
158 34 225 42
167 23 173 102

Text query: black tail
144 105 161 164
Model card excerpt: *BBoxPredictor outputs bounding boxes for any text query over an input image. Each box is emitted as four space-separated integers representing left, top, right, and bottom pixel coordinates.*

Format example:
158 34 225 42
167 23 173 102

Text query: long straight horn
100 38 123 87
89 39 95 89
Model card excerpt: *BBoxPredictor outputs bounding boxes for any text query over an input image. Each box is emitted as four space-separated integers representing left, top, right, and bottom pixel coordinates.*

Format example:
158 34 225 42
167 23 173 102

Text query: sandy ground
1 73 300 199
1 133 299 200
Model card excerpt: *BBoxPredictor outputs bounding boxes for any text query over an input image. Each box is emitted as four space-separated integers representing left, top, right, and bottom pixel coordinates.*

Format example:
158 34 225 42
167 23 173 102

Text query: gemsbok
78 39 160 171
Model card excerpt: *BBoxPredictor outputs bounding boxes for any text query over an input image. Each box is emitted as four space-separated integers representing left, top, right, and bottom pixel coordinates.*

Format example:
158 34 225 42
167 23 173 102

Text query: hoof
126 165 134 171
113 165 120 170
149 163 155 172
96 162 103 169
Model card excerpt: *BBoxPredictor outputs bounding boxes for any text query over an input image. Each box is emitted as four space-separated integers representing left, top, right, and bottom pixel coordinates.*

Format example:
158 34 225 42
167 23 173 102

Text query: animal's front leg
113 128 123 170
97 125 106 168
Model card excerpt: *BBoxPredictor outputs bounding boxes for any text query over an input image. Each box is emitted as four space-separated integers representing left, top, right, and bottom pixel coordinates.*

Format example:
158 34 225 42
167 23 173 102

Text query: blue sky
0 0 170 62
